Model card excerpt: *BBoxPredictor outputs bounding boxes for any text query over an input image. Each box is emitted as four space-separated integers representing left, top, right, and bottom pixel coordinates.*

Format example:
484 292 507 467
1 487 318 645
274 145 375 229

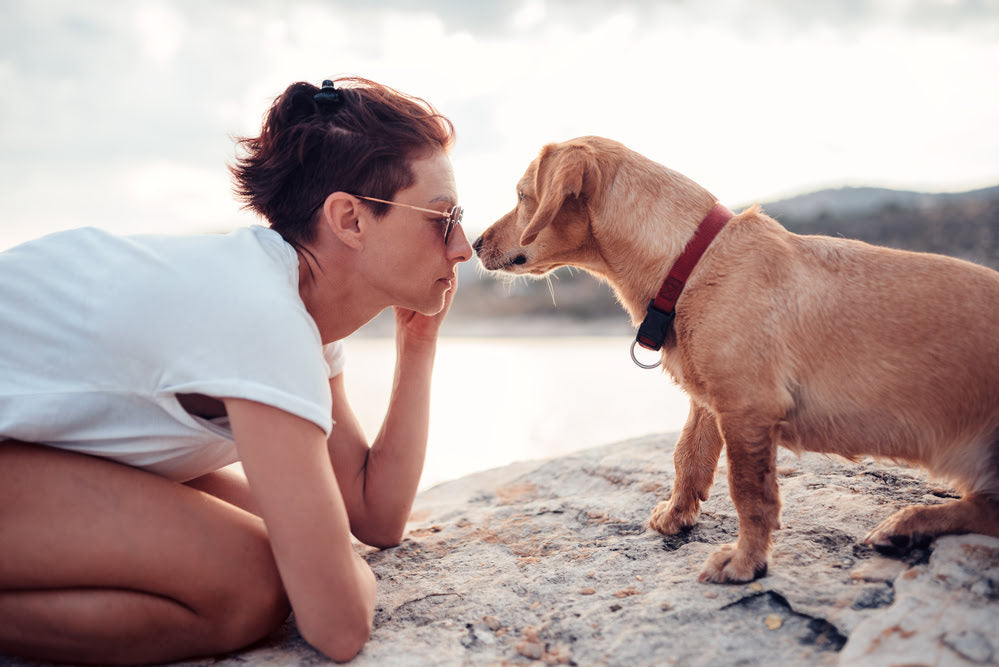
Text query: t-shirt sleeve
323 341 346 378
138 229 337 435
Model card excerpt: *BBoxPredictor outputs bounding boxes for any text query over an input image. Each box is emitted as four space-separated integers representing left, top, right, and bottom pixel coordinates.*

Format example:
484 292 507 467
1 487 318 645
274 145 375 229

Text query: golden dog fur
473 135 999 583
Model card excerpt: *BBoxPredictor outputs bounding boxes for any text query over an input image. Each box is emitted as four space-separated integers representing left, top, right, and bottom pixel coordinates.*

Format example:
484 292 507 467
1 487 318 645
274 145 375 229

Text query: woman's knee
215 579 290 652
206 528 290 651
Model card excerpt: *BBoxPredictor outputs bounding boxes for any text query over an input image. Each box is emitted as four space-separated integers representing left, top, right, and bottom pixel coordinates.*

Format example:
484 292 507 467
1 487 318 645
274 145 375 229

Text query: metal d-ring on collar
630 339 663 369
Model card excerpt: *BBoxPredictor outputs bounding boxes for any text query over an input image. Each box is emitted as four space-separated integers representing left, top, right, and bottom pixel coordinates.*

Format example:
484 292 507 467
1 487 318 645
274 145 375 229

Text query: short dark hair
230 76 455 247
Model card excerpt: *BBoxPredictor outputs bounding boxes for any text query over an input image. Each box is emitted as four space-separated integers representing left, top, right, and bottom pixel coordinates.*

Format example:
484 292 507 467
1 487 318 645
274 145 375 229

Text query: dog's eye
518 189 526 202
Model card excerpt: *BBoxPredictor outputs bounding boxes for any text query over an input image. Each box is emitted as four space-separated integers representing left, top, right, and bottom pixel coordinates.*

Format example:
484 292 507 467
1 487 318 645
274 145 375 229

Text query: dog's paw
698 544 768 584
864 509 934 555
648 498 699 535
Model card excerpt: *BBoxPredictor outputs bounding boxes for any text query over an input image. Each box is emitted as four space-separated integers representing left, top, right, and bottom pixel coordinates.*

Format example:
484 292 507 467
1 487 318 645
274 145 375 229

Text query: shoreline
352 311 637 339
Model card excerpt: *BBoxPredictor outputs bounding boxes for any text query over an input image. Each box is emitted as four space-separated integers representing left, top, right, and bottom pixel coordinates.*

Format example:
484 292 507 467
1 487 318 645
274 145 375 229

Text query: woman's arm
328 294 454 548
325 337 434 547
225 398 376 662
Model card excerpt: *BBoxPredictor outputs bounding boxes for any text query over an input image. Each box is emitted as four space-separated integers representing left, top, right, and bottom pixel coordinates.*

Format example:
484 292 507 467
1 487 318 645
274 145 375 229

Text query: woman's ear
321 193 364 249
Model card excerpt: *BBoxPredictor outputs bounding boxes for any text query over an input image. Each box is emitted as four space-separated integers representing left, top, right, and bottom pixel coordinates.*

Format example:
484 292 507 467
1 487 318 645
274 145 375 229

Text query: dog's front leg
649 402 723 535
698 416 781 583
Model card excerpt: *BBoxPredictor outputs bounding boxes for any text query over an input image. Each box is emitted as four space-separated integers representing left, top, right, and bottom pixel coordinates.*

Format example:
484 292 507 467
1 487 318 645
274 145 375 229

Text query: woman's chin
396 292 446 317
415 299 446 317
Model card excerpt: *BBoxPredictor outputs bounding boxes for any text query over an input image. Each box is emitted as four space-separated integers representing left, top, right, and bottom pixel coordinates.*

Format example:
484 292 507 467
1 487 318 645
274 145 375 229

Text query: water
341 337 691 490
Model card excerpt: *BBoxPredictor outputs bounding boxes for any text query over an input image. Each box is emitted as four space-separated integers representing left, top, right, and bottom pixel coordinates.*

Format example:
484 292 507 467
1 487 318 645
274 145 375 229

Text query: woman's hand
392 276 457 348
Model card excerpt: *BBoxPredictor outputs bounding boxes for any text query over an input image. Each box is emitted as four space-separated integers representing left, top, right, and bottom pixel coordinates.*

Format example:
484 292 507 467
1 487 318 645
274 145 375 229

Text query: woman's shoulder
1 226 113 259
127 226 300 294
236 225 299 270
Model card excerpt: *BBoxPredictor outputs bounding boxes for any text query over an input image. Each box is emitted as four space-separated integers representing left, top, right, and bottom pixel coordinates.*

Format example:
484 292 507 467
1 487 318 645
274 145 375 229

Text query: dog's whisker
545 274 557 306
501 272 521 296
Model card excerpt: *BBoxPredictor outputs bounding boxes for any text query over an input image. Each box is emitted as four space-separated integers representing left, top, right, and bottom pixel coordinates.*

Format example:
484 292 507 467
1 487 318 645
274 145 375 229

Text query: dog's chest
661 352 707 402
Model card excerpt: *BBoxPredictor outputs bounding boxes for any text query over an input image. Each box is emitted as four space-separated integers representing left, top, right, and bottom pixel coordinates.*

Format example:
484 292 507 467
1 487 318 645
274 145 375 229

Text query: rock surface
4 433 998 666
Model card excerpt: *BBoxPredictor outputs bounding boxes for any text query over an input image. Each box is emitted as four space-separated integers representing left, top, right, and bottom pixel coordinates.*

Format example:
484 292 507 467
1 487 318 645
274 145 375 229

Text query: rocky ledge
6 433 998 666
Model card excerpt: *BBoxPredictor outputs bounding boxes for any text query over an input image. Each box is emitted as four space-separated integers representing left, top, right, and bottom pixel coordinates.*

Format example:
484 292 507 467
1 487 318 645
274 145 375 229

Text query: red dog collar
633 203 733 363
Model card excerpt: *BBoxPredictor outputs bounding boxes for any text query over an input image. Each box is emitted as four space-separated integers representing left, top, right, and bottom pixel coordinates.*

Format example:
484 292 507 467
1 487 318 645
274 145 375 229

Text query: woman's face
361 151 472 315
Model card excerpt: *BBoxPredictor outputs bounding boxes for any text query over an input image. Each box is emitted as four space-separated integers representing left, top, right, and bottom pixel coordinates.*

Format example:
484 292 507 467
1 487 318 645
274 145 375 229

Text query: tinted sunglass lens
444 207 462 244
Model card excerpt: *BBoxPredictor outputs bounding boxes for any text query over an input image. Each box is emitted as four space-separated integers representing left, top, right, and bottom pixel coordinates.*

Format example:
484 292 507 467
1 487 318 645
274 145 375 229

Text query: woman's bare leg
185 463 260 515
0 441 290 664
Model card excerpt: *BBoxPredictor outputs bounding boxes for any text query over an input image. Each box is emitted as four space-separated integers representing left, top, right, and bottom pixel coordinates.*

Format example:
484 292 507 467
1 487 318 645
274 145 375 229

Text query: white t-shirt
0 225 345 482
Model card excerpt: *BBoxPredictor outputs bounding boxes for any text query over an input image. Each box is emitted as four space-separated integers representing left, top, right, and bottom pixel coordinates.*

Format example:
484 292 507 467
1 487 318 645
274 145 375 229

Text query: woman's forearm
356 337 437 546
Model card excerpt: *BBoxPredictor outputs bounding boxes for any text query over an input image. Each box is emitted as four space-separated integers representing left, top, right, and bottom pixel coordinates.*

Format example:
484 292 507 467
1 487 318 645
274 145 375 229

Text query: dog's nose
472 236 483 255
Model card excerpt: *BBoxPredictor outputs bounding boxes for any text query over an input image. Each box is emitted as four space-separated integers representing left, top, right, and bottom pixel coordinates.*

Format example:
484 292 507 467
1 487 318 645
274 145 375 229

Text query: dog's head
473 136 621 277
474 136 718 322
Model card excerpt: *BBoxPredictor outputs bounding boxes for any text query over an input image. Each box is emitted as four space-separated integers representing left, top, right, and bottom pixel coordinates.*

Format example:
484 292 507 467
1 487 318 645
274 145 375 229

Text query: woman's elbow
365 530 404 550
301 613 373 663
298 559 377 661
353 521 406 549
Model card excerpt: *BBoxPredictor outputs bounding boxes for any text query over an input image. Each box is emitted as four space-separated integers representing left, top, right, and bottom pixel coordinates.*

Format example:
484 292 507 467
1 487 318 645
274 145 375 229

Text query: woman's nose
449 225 473 263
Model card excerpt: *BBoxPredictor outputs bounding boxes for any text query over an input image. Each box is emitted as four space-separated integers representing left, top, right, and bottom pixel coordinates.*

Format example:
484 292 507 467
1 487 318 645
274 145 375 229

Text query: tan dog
473 135 999 583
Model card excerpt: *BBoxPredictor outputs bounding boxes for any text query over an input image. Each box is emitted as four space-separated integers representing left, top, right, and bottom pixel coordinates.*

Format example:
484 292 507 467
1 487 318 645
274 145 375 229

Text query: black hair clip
313 79 343 111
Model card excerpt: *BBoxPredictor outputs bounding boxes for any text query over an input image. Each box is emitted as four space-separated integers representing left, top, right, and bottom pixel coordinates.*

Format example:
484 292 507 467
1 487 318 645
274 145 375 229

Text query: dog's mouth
497 254 528 270
483 254 529 273
474 241 529 273
479 253 559 278
474 235 561 276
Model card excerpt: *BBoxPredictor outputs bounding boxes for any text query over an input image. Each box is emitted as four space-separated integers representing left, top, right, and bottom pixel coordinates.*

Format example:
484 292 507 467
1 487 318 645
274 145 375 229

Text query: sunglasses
351 194 463 244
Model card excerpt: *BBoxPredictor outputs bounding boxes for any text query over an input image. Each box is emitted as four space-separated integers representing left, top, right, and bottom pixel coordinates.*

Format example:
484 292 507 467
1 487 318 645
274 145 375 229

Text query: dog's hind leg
864 494 999 553
698 414 782 584
649 402 723 535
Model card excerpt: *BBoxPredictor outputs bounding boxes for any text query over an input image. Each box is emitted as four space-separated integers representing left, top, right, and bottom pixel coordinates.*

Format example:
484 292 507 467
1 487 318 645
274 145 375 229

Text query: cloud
1 0 997 247
135 2 186 67
372 0 999 37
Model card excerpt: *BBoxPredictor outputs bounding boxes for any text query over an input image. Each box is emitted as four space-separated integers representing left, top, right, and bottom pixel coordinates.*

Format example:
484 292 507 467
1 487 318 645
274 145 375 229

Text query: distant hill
756 185 999 268
750 185 999 224
442 184 999 332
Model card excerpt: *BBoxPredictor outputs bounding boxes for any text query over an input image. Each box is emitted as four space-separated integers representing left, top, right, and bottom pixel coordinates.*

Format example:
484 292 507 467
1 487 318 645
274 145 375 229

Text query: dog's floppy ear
520 143 600 246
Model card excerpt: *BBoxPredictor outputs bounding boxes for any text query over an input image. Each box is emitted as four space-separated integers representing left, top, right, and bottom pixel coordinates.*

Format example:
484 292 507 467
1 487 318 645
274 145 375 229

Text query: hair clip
313 79 343 111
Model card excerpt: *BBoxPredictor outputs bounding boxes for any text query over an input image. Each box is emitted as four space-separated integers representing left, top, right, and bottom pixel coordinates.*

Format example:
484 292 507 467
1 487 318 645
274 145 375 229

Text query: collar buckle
635 300 674 352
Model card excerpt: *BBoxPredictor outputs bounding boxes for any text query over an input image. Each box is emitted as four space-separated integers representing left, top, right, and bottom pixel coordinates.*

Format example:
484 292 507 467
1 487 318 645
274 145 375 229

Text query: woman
0 76 471 663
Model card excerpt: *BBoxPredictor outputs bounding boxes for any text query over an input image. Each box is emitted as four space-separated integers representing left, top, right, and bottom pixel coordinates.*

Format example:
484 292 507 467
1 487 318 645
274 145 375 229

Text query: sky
1 0 998 249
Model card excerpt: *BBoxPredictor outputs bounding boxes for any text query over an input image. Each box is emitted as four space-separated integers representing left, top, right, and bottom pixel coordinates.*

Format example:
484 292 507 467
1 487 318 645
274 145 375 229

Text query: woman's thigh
0 440 289 662
185 463 260 515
